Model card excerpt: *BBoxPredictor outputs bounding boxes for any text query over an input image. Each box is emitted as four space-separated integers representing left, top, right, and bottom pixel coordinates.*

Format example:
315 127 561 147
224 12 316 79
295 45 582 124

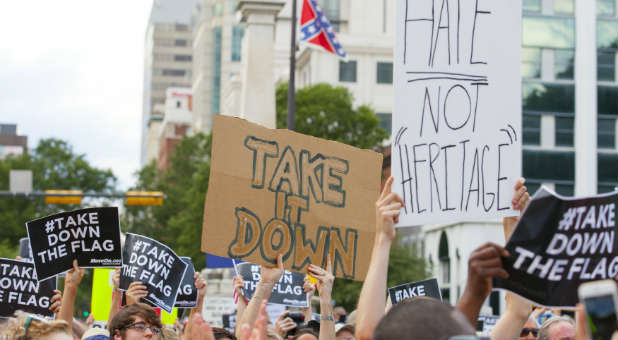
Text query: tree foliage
276 82 388 149
0 138 117 317
123 133 212 269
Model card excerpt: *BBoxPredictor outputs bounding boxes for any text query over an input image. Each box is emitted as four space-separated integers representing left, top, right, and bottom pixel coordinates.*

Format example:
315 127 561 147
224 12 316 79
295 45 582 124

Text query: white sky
0 0 153 190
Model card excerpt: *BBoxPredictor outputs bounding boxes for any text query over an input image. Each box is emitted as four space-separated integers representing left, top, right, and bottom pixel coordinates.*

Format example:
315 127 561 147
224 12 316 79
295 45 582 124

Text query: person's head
373 297 475 339
518 316 539 340
538 316 575 340
334 307 347 323
335 324 354 340
2 313 71 340
292 328 318 340
161 326 179 340
212 327 237 340
109 303 163 340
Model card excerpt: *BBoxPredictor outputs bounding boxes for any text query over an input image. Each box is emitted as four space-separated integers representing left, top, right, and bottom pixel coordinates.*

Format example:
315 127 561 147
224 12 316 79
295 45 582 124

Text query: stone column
238 0 285 129
575 0 597 195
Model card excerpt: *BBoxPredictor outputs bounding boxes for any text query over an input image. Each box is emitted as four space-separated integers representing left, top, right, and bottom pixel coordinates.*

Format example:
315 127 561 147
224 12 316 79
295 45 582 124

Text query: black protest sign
120 233 188 313
494 187 618 307
237 262 308 307
19 237 32 260
175 257 198 308
0 258 57 318
26 207 122 281
477 315 499 335
222 313 236 332
387 278 442 305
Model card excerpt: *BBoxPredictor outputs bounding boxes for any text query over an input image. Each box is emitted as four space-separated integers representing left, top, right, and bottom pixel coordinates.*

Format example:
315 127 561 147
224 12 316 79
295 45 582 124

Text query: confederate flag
299 0 347 59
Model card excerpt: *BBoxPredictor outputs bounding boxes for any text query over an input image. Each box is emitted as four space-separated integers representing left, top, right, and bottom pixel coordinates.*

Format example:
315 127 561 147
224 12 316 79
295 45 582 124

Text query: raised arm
183 273 207 340
490 178 533 340
308 254 336 340
58 260 84 333
107 269 122 326
233 275 248 336
238 254 284 330
355 177 403 340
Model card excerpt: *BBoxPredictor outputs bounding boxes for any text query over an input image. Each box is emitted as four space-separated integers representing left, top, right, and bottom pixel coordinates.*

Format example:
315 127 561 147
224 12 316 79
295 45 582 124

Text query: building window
162 69 186 77
523 150 575 183
154 54 173 62
522 83 575 113
376 113 392 135
175 24 189 32
212 27 223 114
598 117 616 148
377 62 393 84
597 19 618 49
174 39 188 47
599 85 618 115
526 180 542 196
554 49 574 80
213 3 224 16
598 0 616 17
523 114 541 146
555 183 575 196
554 0 574 14
438 232 450 301
339 60 357 82
232 26 244 62
317 0 341 32
522 48 542 79
599 153 618 193
154 38 173 47
174 55 192 62
598 51 616 81
555 116 574 147
523 17 575 49
523 0 541 12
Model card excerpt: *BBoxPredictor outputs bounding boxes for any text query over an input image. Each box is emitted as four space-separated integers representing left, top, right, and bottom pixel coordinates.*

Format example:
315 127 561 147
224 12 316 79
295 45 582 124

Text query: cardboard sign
202 115 382 281
0 258 57 318
387 278 442 304
26 207 122 281
236 262 308 307
494 187 618 307
119 233 188 313
392 0 522 226
175 257 198 308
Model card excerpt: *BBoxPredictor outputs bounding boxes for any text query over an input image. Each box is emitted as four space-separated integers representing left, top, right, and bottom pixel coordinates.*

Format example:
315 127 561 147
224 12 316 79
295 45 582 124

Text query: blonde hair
1 312 70 340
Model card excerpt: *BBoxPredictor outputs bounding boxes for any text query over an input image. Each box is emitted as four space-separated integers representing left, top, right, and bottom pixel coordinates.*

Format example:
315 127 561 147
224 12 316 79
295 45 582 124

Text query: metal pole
287 0 297 131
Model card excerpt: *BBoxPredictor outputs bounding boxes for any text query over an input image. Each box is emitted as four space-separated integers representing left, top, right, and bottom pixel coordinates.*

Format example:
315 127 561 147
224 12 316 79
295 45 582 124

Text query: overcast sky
0 0 153 190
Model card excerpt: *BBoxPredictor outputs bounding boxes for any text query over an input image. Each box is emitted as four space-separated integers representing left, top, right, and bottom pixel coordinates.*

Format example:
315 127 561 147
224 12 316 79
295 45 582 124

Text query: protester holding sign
57 259 84 337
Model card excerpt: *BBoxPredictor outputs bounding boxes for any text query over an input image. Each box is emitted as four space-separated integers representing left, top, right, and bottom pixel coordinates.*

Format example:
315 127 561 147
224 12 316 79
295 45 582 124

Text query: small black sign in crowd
236 262 308 307
388 278 442 305
0 258 57 318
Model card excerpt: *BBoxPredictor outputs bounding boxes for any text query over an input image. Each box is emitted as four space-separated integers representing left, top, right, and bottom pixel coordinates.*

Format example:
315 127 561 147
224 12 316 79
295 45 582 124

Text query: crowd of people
0 177 608 340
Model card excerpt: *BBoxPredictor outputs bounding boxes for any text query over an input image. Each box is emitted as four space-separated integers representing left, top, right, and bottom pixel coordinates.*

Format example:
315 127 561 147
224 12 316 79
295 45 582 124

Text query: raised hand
260 254 284 285
308 254 334 298
126 281 148 305
64 259 84 289
375 177 404 242
274 311 297 338
49 289 62 315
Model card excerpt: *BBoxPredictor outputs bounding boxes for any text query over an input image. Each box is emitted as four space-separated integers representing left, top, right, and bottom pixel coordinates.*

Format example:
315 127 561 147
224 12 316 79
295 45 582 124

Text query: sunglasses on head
520 327 539 337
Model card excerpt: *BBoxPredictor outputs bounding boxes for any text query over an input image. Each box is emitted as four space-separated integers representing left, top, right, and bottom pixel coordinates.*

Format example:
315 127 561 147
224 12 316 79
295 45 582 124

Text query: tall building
0 124 27 159
158 88 193 170
141 0 198 166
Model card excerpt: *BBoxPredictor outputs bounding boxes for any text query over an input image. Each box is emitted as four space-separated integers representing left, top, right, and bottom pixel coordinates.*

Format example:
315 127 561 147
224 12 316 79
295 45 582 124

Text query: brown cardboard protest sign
202 115 382 281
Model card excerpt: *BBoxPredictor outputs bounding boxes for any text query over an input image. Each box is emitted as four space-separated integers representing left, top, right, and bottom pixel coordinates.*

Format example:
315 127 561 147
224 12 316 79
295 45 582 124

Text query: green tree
0 138 117 317
276 82 388 149
123 133 212 269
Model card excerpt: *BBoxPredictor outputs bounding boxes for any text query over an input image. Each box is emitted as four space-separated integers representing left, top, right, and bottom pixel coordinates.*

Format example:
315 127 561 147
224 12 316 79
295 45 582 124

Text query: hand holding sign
308 254 334 298
65 259 85 290
126 281 148 305
49 290 62 314
261 254 284 285
503 178 531 241
376 177 404 243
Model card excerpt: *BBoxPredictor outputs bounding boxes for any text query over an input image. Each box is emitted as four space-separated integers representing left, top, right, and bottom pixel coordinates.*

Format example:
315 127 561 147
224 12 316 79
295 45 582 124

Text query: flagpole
287 0 297 131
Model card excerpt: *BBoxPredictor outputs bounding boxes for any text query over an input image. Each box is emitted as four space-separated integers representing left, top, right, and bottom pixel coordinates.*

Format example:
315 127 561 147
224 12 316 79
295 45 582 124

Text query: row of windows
523 83 618 115
153 54 192 62
153 69 189 77
339 61 393 84
523 114 617 148
524 0 616 17
156 23 190 32
151 82 187 91
523 151 618 196
523 16 618 51
154 38 188 47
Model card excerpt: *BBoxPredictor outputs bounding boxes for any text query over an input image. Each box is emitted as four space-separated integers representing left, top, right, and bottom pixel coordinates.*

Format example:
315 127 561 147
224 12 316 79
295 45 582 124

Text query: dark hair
212 327 237 340
108 303 162 338
373 297 475 340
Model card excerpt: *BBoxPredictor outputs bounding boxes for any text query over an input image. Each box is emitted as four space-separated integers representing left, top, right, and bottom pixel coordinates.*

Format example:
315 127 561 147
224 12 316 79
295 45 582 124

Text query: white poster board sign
393 0 522 226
